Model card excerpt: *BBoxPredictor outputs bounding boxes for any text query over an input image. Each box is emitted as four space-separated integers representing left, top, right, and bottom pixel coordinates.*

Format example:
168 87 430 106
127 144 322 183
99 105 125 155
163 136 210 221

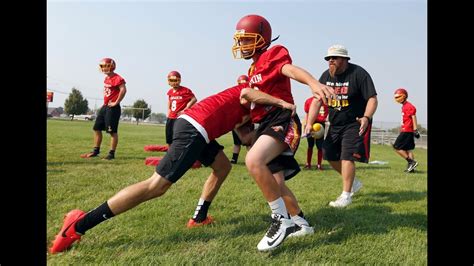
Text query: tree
132 99 151 124
151 112 167 124
64 88 88 120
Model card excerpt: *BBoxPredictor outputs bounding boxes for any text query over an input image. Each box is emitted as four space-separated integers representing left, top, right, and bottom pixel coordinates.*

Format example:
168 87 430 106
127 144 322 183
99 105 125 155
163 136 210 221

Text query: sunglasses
168 79 179 82
326 56 341 61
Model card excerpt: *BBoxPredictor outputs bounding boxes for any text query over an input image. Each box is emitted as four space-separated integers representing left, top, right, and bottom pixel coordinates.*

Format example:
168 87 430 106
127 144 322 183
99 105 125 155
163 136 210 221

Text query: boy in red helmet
393 88 420 172
80 58 127 160
49 83 301 254
166 71 197 145
232 14 334 251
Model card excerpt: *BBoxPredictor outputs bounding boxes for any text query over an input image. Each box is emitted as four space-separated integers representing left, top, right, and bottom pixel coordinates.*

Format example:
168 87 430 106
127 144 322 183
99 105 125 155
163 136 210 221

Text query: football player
232 14 334 251
49 84 297 254
166 71 197 145
80 58 127 160
393 88 419 172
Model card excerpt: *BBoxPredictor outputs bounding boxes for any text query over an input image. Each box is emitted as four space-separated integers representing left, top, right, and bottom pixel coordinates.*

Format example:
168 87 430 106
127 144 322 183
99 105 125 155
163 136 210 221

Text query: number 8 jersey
167 86 196 119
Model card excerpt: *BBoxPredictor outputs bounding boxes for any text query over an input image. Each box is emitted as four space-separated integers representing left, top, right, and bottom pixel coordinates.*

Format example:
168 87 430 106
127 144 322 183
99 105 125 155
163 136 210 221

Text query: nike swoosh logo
61 221 76 237
103 214 109 220
267 233 282 246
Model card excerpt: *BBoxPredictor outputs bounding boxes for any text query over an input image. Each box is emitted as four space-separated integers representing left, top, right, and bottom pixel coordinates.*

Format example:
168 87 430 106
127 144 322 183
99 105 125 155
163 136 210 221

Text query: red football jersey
304 97 328 123
103 73 126 105
247 45 294 123
401 101 416 132
167 86 196 119
181 84 249 143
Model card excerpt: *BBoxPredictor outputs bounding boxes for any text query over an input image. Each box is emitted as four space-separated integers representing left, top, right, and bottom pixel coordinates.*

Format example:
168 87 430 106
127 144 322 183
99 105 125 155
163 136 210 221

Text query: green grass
47 119 427 264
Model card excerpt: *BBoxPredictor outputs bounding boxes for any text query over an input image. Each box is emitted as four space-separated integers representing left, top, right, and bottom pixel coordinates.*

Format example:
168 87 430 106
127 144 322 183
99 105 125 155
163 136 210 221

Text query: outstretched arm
281 64 335 105
240 88 296 116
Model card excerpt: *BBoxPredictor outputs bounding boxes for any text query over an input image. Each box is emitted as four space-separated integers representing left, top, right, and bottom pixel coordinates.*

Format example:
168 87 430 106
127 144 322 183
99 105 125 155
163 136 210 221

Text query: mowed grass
47 119 427 265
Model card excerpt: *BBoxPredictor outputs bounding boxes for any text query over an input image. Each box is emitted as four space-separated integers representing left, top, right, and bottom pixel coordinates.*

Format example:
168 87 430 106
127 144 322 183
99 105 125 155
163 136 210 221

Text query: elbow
240 88 251 100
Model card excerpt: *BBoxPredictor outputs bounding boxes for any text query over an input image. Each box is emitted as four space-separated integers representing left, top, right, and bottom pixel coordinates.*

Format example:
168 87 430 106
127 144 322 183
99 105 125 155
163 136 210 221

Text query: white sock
290 214 309 227
341 191 351 198
268 197 288 218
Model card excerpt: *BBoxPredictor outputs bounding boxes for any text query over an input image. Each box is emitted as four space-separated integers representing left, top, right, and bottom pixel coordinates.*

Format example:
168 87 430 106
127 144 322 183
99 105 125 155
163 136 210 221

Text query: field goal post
121 106 151 123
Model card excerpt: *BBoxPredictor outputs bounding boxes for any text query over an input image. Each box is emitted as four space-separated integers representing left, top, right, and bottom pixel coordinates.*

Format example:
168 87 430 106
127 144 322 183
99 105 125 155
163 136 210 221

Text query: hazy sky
47 0 427 125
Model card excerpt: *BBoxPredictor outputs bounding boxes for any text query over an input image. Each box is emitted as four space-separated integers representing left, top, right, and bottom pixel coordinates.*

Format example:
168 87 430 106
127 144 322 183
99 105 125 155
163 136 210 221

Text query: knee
245 155 261 175
216 160 232 178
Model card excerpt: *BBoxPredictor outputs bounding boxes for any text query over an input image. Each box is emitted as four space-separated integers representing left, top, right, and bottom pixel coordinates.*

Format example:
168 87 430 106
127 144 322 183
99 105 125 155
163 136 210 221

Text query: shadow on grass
363 190 426 204
47 156 144 166
93 191 427 255
298 164 391 171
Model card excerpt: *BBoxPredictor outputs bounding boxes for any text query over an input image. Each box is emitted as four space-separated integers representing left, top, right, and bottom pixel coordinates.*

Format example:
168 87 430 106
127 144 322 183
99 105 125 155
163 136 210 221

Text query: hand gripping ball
311 123 325 139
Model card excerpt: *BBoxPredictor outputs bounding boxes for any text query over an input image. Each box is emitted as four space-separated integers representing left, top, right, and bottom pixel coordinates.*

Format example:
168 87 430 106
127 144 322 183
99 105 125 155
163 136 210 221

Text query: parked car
70 114 96 121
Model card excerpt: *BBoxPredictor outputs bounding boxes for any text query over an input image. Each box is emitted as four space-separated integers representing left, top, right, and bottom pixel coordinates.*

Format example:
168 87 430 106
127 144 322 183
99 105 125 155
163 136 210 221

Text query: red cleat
317 164 323 170
49 209 86 254
186 215 214 228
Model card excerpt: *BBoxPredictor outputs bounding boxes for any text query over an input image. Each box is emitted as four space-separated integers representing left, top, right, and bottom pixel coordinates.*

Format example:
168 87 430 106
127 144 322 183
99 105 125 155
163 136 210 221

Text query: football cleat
329 195 352 208
257 214 295 251
407 161 418 172
186 215 214 228
80 152 99 158
102 153 115 160
50 209 86 254
287 224 315 238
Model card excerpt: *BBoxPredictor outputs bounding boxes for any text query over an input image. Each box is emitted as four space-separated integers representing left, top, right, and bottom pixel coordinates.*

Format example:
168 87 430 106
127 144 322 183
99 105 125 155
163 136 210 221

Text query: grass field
47 119 427 264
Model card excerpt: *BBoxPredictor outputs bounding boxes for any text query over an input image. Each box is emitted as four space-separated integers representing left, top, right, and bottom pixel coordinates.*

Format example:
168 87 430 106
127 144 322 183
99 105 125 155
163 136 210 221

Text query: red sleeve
111 75 126 86
406 105 416 116
265 45 292 75
186 88 195 98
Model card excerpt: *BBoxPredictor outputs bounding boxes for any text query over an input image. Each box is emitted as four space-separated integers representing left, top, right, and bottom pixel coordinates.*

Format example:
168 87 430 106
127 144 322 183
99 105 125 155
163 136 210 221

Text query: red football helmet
168 71 181 87
232 14 272 59
237 75 249 85
99 58 116 74
394 88 408 103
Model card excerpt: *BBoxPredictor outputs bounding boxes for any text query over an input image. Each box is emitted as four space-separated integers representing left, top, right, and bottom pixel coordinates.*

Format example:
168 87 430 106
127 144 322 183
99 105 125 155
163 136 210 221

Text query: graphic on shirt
326 81 350 110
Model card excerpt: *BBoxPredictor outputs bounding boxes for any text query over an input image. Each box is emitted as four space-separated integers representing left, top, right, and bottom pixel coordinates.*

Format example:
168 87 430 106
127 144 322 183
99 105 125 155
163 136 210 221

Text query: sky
47 0 427 127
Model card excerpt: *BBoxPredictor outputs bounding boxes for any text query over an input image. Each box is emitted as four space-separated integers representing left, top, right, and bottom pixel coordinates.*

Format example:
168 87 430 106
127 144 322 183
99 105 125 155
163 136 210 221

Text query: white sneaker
257 214 295 251
329 195 352 208
351 178 363 196
287 224 314 238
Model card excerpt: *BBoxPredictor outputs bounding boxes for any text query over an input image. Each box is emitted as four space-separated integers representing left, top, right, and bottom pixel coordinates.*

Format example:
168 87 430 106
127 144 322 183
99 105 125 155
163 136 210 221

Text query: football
311 123 325 139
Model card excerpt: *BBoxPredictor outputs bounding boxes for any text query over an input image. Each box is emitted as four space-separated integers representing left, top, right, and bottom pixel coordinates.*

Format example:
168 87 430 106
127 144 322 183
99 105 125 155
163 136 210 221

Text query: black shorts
393 132 415 150
255 108 301 155
93 105 121 133
306 136 323 150
267 155 301 181
231 130 242 146
323 121 371 163
165 118 176 144
156 118 224 183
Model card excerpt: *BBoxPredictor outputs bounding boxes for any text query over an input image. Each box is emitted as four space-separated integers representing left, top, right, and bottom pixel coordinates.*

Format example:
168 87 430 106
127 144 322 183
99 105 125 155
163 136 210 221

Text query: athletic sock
192 198 211 222
75 202 115 234
231 153 239 163
268 197 288 219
